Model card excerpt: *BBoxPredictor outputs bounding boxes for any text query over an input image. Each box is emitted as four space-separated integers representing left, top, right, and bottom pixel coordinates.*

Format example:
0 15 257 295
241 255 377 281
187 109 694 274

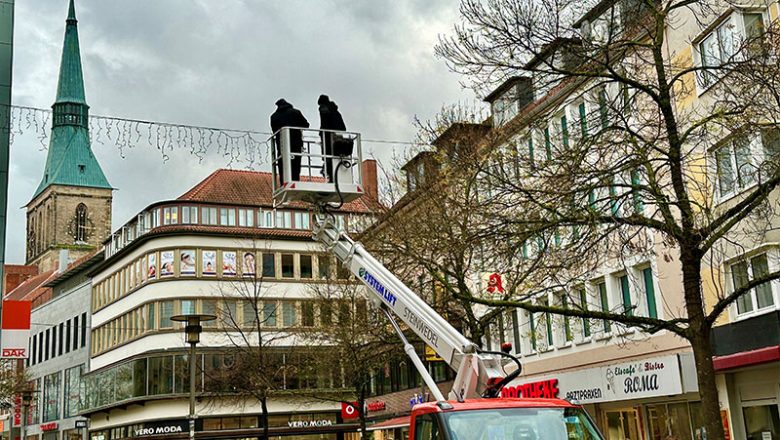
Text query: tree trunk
681 254 726 440
358 384 369 440
260 395 269 440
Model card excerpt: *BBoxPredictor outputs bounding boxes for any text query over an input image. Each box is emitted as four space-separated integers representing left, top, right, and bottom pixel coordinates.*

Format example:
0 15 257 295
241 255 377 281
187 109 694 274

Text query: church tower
26 0 112 271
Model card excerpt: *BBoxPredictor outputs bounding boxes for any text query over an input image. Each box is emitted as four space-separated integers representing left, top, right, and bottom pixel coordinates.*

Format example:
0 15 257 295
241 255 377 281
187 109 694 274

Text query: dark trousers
321 133 334 182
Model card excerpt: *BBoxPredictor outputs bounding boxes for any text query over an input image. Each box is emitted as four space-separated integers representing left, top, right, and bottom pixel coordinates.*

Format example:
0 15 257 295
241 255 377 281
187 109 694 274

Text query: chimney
58 249 69 272
361 159 378 202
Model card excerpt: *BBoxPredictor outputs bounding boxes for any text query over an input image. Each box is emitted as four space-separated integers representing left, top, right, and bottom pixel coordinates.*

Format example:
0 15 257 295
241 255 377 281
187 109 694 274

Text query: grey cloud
6 0 479 264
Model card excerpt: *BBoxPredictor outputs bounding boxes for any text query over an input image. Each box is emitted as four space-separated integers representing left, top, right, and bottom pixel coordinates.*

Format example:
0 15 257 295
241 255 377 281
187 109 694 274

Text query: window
598 281 611 333
414 414 443 440
64 365 84 418
294 212 310 230
642 268 658 318
320 301 332 326
578 288 591 338
619 274 632 316
152 208 161 228
58 323 64 356
262 253 276 278
163 207 178 225
43 372 61 422
697 12 766 89
281 254 295 278
301 302 315 327
300 255 313 279
260 210 274 228
220 208 236 226
715 134 758 198
146 303 156 331
202 207 217 225
160 301 174 329
181 206 198 224
74 203 88 243
238 209 254 227
263 302 278 327
318 256 331 279
282 301 297 327
276 211 292 229
732 253 775 315
559 294 572 344
181 299 197 315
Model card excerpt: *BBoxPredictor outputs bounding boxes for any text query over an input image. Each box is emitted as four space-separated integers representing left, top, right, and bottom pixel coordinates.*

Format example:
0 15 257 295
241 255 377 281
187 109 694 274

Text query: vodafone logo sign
341 402 359 419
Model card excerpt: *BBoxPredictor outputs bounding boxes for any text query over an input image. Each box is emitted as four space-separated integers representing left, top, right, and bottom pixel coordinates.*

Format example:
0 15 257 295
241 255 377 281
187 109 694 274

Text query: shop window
43 372 61 422
148 356 174 395
743 405 780 440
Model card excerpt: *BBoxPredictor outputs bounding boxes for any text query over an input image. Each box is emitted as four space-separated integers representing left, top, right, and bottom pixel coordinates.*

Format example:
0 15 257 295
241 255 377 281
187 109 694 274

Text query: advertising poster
160 251 174 277
1 301 32 358
147 253 157 279
180 250 196 276
242 252 256 277
203 250 217 276
223 251 237 276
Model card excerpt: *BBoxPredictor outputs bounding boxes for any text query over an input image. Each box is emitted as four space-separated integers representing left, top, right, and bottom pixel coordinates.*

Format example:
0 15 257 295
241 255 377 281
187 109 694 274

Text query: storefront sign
12 394 21 427
367 401 386 412
40 422 58 431
501 379 559 399
502 354 683 404
1 301 32 359
75 420 88 429
287 420 333 428
341 402 360 419
134 420 188 436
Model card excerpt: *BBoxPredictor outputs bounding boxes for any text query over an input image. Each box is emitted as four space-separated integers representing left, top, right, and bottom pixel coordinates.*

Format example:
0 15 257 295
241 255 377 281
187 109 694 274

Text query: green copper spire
31 0 111 202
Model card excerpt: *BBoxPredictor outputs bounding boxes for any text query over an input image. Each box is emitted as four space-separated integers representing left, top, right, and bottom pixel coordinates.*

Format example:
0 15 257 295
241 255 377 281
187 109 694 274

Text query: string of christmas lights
1 104 417 167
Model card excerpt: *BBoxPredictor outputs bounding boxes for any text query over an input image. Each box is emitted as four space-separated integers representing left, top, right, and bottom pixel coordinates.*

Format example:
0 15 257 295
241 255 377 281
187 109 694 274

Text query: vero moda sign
1 301 32 359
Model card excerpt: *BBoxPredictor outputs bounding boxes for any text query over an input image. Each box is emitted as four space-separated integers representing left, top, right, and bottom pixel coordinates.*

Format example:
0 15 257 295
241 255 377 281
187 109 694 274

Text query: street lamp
170 313 216 440
20 388 34 440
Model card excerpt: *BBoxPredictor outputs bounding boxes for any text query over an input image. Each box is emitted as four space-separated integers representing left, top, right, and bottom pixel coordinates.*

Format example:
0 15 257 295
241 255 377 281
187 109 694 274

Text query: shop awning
368 416 410 431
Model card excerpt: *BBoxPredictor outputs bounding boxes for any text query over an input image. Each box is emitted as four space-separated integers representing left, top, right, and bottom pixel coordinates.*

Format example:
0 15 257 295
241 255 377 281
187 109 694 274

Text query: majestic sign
502 354 683 404
1 301 32 359
40 422 58 431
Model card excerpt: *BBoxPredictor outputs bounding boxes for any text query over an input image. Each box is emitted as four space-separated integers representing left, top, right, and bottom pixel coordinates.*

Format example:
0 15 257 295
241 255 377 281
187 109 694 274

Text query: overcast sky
7 0 480 264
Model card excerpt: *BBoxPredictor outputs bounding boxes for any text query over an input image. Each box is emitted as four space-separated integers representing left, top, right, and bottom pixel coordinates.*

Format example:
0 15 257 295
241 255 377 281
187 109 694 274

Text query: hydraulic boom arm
313 212 512 401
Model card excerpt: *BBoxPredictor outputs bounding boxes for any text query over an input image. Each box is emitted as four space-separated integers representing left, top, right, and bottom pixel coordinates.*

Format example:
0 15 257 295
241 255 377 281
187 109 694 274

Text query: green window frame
620 275 632 316
562 295 572 342
529 311 537 351
544 127 552 160
579 288 591 338
598 88 609 129
642 268 658 318
578 101 588 138
598 282 611 333
631 169 644 213
528 137 535 168
560 115 569 149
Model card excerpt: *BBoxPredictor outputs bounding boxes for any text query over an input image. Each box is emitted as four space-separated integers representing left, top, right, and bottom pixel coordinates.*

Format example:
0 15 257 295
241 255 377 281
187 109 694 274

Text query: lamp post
20 389 34 440
170 313 216 440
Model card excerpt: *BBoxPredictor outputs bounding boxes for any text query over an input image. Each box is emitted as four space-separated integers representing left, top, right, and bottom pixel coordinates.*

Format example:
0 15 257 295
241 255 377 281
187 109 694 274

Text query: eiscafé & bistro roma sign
500 354 684 404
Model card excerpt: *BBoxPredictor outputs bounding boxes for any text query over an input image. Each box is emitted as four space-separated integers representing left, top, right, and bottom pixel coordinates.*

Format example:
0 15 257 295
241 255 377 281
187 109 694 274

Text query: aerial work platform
269 127 364 205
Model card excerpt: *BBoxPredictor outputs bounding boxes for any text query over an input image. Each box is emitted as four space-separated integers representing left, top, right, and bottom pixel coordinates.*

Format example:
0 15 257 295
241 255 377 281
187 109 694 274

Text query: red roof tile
4 270 57 303
178 169 375 213
146 224 315 239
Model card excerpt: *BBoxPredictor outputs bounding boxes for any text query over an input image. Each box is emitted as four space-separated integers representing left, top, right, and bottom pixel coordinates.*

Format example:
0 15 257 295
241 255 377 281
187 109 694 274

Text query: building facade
81 165 381 440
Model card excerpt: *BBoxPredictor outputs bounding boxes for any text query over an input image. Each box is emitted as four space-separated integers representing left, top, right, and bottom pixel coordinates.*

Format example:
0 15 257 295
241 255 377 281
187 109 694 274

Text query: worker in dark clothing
270 99 309 185
318 95 347 182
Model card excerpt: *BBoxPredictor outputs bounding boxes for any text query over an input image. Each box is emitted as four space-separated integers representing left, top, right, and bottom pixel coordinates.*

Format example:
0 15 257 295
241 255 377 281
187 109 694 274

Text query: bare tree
300 281 404 439
368 2 780 440
207 243 292 440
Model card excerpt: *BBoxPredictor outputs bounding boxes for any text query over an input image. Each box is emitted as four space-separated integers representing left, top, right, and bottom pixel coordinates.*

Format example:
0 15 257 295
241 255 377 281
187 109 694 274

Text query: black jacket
270 101 309 151
319 102 346 131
